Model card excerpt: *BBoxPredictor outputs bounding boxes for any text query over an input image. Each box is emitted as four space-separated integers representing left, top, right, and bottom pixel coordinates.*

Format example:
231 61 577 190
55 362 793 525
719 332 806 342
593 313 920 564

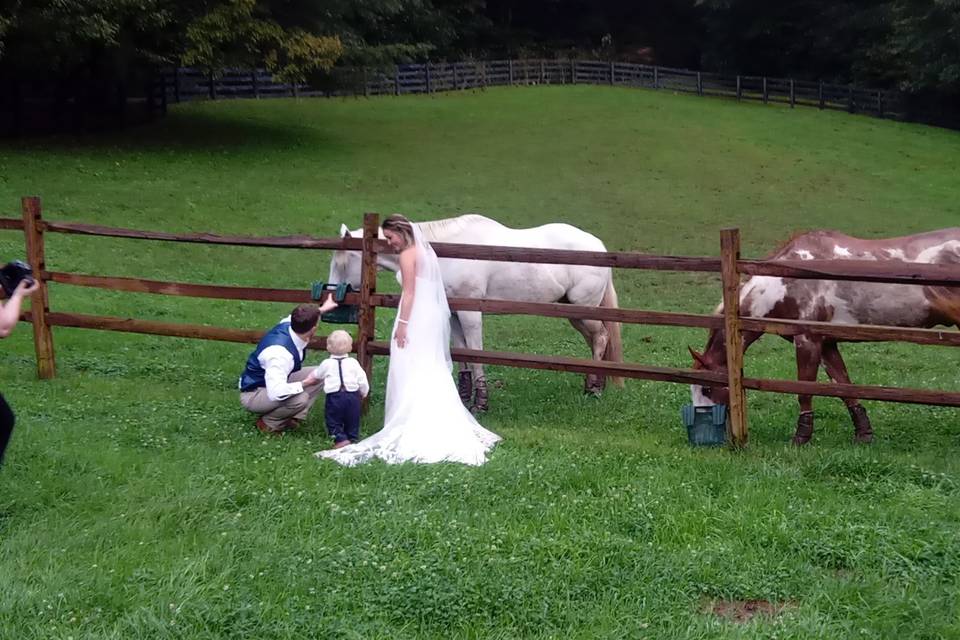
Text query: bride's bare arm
394 247 416 347
398 247 417 321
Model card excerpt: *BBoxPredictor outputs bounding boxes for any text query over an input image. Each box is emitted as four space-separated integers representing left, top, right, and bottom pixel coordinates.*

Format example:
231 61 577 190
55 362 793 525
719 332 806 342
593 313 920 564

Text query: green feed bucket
681 404 728 447
311 282 359 324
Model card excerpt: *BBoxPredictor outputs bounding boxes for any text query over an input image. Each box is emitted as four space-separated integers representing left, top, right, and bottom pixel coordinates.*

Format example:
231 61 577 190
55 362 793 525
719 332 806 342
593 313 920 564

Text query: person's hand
303 369 321 387
394 323 408 349
14 278 38 297
319 295 339 314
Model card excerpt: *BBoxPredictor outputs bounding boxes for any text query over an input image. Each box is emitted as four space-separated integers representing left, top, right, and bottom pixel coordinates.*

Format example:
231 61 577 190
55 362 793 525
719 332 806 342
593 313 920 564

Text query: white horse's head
328 223 398 288
328 224 364 289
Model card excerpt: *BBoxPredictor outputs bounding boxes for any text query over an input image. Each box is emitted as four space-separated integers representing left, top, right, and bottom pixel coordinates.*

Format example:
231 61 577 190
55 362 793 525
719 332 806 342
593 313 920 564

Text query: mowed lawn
0 86 959 639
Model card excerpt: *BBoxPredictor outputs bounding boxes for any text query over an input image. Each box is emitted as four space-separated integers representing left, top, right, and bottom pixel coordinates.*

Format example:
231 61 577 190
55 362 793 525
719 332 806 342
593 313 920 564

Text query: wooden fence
5 198 960 447
164 60 903 120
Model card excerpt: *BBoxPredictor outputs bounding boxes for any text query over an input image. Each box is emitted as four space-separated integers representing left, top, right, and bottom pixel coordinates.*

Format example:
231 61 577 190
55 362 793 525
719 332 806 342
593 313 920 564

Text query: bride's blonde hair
381 214 415 249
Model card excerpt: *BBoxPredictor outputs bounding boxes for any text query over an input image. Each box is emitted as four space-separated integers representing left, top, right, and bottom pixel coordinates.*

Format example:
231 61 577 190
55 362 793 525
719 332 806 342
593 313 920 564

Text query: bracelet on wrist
398 318 409 324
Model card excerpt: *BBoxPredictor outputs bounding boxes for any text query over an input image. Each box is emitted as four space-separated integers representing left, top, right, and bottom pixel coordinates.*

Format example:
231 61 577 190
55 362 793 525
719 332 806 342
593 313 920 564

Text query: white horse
328 214 624 410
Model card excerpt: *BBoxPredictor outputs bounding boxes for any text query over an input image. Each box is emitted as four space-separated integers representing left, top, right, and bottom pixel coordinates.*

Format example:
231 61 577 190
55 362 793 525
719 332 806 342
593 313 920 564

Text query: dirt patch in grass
705 599 793 623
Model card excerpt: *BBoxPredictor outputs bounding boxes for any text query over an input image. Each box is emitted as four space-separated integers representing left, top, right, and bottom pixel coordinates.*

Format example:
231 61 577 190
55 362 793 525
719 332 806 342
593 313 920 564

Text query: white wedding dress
316 226 500 466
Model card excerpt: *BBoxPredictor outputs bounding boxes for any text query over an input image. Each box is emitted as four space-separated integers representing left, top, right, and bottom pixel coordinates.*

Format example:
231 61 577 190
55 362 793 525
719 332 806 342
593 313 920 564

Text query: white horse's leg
568 318 609 395
450 313 472 407
456 310 488 411
566 273 610 395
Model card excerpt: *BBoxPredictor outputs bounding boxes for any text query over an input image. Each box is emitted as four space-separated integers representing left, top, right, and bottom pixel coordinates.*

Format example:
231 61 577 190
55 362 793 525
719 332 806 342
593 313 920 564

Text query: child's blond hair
326 330 353 356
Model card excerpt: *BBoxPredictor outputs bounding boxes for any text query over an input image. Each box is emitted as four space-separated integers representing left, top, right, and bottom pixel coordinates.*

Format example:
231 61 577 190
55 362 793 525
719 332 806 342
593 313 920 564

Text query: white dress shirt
257 316 310 402
315 356 370 397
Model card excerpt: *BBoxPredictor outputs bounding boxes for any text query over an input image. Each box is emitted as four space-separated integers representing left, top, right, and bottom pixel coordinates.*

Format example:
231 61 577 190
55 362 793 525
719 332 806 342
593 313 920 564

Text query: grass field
1 86 959 639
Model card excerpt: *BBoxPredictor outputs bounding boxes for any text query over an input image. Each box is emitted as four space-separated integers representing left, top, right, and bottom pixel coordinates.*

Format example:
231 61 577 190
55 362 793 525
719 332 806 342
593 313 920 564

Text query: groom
239 300 337 435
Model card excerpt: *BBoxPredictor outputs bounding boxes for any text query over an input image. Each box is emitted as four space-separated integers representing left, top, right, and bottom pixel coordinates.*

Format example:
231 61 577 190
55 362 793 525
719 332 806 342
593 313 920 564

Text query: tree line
2 0 957 128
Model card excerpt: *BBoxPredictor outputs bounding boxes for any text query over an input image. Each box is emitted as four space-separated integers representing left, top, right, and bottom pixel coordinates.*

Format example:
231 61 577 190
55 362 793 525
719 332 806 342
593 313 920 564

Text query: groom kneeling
239 301 337 435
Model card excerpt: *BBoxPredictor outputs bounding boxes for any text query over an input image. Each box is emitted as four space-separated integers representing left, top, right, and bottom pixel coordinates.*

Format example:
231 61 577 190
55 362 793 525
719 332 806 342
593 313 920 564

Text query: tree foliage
1 0 959 123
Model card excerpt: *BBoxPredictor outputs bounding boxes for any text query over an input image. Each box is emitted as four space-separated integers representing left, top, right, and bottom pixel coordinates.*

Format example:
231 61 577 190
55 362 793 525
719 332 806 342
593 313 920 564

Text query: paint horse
689 228 960 444
328 214 624 410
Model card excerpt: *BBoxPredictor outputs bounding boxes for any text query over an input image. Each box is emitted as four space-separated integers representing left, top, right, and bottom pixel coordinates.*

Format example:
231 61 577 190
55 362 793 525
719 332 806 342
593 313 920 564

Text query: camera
0 260 35 297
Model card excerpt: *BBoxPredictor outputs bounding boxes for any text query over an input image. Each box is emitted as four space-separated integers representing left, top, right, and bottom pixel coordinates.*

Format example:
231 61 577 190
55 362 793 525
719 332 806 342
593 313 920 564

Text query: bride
316 214 501 466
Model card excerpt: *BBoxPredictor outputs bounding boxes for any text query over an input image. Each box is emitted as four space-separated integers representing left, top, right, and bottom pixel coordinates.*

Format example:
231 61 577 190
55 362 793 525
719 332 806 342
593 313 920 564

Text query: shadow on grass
0 105 344 154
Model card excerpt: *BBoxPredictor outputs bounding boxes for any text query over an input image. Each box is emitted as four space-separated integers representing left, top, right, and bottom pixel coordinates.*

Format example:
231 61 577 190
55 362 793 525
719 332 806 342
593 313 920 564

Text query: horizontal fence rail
42 220 364 250
3 198 958 448
162 60 905 123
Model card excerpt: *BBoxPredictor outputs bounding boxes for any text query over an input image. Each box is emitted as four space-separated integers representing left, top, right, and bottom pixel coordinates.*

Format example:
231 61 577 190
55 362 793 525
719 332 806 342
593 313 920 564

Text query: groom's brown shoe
256 418 281 436
332 439 351 449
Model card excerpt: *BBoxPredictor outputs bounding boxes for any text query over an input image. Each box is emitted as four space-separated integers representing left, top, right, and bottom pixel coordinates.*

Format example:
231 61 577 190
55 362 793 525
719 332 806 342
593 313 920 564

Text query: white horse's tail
601 278 625 387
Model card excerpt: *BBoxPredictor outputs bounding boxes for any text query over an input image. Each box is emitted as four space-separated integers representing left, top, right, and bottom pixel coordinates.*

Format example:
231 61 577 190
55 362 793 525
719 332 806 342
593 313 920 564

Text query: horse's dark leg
568 318 608 395
457 310 488 412
821 342 873 443
473 377 488 414
792 335 823 445
458 370 473 406
450 313 473 407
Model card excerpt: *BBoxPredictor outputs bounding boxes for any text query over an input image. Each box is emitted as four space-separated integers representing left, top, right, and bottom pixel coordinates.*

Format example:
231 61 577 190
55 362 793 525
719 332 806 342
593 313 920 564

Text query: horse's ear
688 346 707 367
339 224 351 238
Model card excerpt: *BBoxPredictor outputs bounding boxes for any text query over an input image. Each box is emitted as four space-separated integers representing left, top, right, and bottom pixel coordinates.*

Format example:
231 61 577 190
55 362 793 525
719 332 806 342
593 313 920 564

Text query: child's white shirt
313 356 369 397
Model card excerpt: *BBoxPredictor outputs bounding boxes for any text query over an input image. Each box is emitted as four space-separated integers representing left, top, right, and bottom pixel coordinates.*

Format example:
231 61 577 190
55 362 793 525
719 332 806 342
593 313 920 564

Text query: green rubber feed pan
311 282 359 324
681 404 728 447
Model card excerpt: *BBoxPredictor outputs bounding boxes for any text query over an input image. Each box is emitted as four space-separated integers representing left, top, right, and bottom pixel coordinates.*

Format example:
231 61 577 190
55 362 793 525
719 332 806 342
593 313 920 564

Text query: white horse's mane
417 214 494 242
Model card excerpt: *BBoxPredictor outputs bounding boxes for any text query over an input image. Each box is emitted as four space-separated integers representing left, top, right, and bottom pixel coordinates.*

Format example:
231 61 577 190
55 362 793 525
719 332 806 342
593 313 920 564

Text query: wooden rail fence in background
4 197 959 447
164 60 904 121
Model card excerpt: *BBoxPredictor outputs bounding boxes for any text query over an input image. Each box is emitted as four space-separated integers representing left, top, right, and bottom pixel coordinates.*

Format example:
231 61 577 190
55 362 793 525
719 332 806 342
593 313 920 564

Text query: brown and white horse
689 228 960 444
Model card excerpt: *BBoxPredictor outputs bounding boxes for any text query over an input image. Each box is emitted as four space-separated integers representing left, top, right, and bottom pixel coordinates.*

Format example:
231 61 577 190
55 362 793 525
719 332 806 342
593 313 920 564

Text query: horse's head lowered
327 224 364 289
328 223 399 289
688 331 729 406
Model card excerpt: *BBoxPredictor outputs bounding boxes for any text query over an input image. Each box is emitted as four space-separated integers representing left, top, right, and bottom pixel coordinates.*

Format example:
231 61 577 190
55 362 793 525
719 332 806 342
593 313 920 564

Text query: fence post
877 90 884 118
736 75 742 100
540 59 546 84
21 197 56 379
509 59 514 85
252 70 260 99
480 62 487 89
696 71 703 96
720 228 747 448
452 63 458 90
425 63 432 94
395 66 401 96
208 71 216 100
173 66 181 103
653 66 659 89
363 67 369 97
357 213 379 414
762 77 768 104
789 79 795 107
818 81 824 109
571 59 576 84
610 62 616 86
847 85 854 113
